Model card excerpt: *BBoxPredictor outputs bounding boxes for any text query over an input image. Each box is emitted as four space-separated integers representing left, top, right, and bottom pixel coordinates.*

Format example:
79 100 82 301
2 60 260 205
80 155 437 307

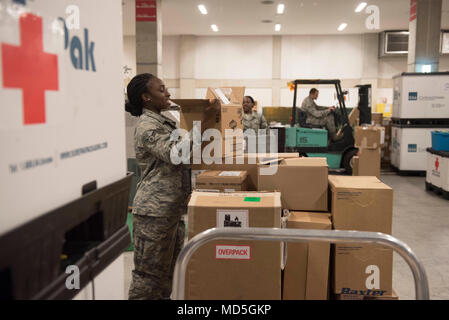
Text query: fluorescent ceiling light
338 23 347 31
355 2 367 13
275 24 281 31
277 3 285 14
211 24 219 32
198 4 208 15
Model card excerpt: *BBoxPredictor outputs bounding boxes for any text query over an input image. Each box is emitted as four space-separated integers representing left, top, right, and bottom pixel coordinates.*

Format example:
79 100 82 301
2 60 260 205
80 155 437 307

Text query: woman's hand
205 98 221 113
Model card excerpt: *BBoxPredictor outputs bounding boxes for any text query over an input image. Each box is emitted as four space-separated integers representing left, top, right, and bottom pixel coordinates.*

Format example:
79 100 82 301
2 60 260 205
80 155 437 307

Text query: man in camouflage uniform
300 88 339 141
242 96 268 152
128 108 190 300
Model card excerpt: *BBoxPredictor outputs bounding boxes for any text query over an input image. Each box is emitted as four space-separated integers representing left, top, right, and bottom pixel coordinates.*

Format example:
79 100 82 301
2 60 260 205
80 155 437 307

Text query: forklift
284 79 361 174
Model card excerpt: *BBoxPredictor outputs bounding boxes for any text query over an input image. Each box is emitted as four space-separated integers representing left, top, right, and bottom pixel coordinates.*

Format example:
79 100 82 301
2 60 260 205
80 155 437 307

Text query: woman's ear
142 92 151 103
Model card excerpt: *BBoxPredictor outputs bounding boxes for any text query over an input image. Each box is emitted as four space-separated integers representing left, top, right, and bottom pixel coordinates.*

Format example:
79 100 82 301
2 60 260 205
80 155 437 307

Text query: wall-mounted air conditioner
379 30 449 57
379 31 409 57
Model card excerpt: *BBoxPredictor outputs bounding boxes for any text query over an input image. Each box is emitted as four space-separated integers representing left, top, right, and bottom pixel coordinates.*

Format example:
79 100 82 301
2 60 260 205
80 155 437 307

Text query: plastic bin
431 131 449 152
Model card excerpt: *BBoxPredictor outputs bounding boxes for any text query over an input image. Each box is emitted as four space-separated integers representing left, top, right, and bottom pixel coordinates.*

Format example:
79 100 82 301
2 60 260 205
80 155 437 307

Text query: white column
407 0 442 72
179 35 197 98
272 35 282 107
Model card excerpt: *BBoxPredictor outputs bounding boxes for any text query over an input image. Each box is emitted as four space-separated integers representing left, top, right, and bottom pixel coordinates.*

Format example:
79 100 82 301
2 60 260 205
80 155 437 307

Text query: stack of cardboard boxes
186 154 332 300
353 126 383 178
328 176 395 300
178 95 397 300
185 154 397 300
381 117 393 168
258 157 331 300
371 112 383 126
173 87 245 158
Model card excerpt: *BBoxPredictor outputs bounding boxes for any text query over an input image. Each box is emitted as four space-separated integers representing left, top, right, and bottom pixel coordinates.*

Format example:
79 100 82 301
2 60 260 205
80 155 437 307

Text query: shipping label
219 171 242 177
217 209 248 228
215 245 251 260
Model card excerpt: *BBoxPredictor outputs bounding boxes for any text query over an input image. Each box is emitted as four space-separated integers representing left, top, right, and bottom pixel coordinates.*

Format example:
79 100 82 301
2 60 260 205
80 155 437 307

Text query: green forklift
285 79 359 174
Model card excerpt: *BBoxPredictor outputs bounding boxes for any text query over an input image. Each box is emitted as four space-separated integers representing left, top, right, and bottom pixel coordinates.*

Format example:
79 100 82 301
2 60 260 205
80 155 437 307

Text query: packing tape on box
281 209 290 270
359 136 379 150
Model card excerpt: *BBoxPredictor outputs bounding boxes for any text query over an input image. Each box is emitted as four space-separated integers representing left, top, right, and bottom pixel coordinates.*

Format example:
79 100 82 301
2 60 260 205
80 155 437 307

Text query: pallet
391 164 426 177
425 182 449 200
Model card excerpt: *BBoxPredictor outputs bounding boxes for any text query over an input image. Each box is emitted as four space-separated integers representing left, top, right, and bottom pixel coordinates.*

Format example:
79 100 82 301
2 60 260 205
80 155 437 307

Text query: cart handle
172 228 429 300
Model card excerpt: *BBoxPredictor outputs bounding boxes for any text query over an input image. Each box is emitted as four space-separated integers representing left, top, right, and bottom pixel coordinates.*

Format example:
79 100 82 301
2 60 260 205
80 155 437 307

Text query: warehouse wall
123 36 137 80
124 33 449 110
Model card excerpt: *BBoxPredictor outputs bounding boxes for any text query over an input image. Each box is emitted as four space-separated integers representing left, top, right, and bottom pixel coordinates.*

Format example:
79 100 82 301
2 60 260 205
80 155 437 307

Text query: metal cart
172 228 429 300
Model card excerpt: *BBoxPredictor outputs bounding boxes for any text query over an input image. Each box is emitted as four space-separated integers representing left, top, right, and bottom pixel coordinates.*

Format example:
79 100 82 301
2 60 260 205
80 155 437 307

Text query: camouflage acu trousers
307 113 337 140
128 214 185 300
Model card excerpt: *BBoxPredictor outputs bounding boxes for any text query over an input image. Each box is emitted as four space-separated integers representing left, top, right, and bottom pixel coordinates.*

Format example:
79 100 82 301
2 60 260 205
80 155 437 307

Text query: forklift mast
291 79 350 128
356 84 372 125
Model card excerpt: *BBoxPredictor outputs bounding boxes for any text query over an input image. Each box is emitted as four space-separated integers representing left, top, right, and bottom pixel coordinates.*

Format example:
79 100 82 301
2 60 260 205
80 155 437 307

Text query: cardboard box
175 87 244 133
186 191 282 300
258 158 328 211
206 87 245 132
191 153 300 190
328 176 394 295
173 94 244 157
174 99 217 133
201 136 244 158
333 244 393 296
283 211 332 300
354 126 382 149
195 170 248 192
348 108 360 127
353 148 381 178
328 176 393 233
352 156 360 176
334 290 398 300
371 112 383 126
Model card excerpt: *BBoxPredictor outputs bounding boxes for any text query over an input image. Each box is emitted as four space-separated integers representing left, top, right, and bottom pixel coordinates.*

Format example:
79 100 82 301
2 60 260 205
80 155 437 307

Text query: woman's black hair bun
125 101 142 117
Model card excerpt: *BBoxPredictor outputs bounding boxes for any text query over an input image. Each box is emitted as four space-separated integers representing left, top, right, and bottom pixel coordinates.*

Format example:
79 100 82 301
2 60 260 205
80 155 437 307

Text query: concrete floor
123 173 449 300
381 173 449 300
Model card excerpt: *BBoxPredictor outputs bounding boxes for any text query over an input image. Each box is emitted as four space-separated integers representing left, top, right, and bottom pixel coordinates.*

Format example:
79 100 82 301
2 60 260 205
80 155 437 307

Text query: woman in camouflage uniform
242 96 268 132
242 96 268 152
125 74 219 300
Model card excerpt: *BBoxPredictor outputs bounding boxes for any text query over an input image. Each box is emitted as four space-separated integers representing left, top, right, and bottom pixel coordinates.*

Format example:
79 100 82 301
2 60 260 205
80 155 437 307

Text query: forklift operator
300 88 339 142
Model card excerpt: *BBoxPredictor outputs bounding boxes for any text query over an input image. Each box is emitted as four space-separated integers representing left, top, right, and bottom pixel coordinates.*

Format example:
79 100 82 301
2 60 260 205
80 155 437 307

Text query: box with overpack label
185 191 282 300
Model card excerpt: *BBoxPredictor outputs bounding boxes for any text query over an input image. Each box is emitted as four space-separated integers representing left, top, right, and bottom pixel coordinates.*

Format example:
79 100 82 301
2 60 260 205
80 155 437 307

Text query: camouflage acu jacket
243 111 268 132
132 109 191 217
301 96 330 124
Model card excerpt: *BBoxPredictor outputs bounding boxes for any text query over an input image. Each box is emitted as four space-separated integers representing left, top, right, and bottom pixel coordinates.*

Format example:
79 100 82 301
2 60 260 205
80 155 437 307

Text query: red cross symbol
435 157 439 171
2 13 59 125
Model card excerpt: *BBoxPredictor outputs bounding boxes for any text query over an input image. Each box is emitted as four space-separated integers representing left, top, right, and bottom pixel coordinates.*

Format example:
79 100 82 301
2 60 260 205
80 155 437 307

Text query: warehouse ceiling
158 0 449 36
122 0 449 36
